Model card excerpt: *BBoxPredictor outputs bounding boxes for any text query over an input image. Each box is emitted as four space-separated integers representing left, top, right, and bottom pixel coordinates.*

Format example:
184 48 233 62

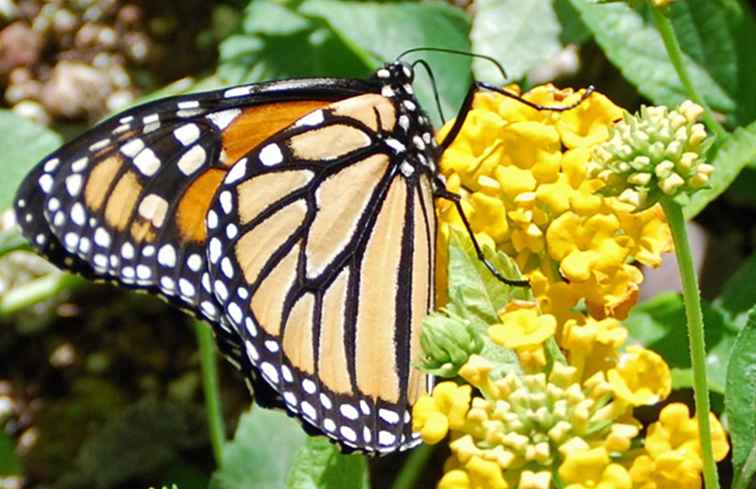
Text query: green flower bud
588 101 713 210
419 309 484 377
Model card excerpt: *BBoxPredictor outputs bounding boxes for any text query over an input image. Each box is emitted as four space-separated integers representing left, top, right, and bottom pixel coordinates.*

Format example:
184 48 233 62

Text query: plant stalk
0 273 85 317
650 6 726 140
660 198 719 489
194 321 226 467
390 444 435 489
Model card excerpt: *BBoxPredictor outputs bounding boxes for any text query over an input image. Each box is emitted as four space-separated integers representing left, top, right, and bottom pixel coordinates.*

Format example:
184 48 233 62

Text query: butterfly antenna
398 47 509 81
411 59 446 124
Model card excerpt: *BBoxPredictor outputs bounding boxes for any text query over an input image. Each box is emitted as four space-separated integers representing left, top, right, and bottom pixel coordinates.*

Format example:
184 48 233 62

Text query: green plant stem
390 443 435 489
650 6 726 140
0 273 85 316
194 321 226 467
660 198 719 489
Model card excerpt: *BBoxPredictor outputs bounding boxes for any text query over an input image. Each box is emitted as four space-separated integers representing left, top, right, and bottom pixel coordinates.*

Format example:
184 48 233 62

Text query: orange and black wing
13 77 375 407
207 87 437 452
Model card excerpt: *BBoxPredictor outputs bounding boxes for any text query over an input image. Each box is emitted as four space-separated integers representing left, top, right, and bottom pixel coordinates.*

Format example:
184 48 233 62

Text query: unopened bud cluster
420 309 484 377
447 358 637 488
588 101 713 211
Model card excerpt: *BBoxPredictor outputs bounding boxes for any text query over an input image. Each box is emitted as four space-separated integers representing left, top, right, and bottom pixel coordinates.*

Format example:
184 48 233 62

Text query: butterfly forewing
207 79 436 452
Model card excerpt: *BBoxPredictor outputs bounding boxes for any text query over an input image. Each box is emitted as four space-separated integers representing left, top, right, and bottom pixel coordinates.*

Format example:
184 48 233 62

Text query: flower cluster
416 85 728 489
588 102 713 211
435 85 672 320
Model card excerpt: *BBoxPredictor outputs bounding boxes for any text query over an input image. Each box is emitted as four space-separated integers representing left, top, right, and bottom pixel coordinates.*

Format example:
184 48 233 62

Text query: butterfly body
15 61 437 453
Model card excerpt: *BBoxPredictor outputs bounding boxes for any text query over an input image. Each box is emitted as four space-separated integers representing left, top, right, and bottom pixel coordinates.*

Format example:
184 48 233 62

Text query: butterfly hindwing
206 77 437 452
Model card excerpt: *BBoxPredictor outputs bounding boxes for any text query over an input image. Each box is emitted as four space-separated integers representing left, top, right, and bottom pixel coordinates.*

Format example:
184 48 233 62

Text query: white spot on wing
245 340 260 362
225 158 247 184
121 138 145 157
379 408 400 424
72 157 89 172
39 174 53 193
187 253 202 271
224 86 251 98
179 278 195 297
65 174 83 196
379 430 396 446
121 242 135 259
219 190 232 214
340 426 357 442
385 138 406 153
259 143 283 166
301 401 317 420
228 302 243 324
94 227 111 248
157 244 176 267
302 379 316 394
173 124 200 146
261 362 279 383
138 194 169 227
133 148 161 176
177 100 200 109
177 145 206 175
296 110 324 127
207 108 241 130
340 404 359 420
71 203 86 226
44 158 60 172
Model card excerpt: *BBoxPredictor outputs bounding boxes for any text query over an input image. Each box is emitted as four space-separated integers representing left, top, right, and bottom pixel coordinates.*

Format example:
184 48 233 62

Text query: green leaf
444 229 527 378
218 0 370 85
726 306 756 489
0 228 30 259
0 430 21 476
666 0 756 126
713 252 756 330
447 228 528 324
285 437 369 489
210 407 307 489
299 0 472 126
470 0 562 84
566 0 751 124
0 110 62 210
554 0 592 45
625 292 741 393
685 121 756 218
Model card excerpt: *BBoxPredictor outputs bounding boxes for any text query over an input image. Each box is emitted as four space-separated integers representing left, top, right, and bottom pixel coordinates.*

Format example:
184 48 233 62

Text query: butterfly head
375 62 415 98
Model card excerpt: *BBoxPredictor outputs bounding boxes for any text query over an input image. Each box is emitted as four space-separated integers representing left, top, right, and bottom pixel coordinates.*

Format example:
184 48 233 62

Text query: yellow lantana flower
435 85 672 322
558 447 632 489
412 381 472 444
561 316 628 380
628 403 729 489
645 403 729 462
607 345 671 406
489 303 556 371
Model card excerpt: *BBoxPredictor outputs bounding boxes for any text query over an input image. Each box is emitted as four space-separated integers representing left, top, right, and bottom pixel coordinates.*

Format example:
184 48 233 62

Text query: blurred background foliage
0 0 754 488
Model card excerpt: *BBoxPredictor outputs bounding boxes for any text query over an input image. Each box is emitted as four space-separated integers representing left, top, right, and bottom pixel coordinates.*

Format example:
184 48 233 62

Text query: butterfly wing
207 92 436 452
13 78 376 409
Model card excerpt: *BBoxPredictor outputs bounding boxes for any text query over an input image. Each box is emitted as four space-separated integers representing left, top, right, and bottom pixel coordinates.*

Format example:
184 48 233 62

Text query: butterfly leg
434 186 529 287
437 81 594 154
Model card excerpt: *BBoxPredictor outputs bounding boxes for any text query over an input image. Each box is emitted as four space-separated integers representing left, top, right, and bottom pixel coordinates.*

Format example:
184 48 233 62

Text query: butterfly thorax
374 62 437 180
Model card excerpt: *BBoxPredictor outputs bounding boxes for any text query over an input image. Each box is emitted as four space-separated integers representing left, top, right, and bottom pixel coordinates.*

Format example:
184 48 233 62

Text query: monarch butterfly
13 49 590 453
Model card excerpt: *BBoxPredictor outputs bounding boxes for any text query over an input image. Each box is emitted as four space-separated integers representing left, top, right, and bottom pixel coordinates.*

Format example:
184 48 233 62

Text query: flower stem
660 198 719 489
651 6 727 139
390 444 435 489
194 321 226 467
650 6 726 140
0 273 86 316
